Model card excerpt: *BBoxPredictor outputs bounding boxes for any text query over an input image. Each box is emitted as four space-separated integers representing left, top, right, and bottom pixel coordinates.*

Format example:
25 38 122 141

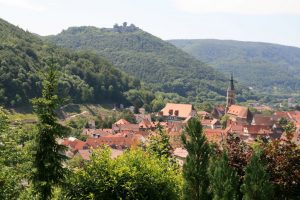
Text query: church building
226 73 236 113
225 74 252 125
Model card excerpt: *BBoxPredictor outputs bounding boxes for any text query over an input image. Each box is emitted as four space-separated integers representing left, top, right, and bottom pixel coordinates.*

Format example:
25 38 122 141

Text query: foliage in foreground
208 152 239 200
181 118 211 200
64 147 183 200
31 64 69 200
241 151 274 200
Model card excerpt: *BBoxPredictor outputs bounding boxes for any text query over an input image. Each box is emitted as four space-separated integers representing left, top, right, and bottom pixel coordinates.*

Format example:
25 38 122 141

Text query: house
138 119 156 131
197 111 212 119
204 128 225 143
225 123 281 142
173 148 188 166
242 125 275 140
114 119 131 125
112 119 139 133
86 133 145 150
62 137 89 153
201 118 222 129
211 105 225 119
82 128 112 138
158 103 196 122
227 105 253 125
134 113 152 123
251 114 275 126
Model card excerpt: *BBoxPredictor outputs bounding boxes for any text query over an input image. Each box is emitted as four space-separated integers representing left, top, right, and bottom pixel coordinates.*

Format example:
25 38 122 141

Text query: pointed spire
230 73 234 90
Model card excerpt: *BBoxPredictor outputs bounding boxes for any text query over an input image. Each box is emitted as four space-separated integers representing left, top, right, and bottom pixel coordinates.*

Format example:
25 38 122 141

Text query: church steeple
226 73 236 113
230 73 234 90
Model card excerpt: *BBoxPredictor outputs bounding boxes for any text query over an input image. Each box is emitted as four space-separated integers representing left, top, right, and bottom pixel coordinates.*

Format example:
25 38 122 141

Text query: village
60 75 300 164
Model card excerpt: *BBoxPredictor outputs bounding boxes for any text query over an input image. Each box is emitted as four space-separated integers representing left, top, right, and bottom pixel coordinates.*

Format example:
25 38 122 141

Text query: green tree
0 107 33 199
31 63 69 200
208 152 239 200
278 117 288 127
64 147 183 200
264 121 300 199
181 118 210 200
220 114 230 129
0 107 18 200
282 121 296 141
147 125 173 159
241 151 274 200
119 110 137 124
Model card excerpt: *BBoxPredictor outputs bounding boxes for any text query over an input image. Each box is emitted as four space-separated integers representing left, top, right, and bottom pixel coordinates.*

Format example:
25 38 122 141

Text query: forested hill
45 24 236 103
0 18 140 107
169 39 300 94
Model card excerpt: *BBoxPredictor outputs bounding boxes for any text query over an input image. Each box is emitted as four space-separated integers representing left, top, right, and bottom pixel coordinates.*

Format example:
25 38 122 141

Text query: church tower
225 73 236 113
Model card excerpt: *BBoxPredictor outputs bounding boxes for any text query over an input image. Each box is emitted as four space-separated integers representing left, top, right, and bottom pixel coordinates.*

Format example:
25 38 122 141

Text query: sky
0 0 300 47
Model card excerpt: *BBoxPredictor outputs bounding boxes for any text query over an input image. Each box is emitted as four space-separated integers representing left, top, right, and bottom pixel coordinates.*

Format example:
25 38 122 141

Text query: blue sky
0 0 300 47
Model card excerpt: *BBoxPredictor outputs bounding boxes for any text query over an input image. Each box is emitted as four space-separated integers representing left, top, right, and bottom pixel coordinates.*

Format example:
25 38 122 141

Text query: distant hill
45 24 242 103
168 39 300 94
0 18 140 107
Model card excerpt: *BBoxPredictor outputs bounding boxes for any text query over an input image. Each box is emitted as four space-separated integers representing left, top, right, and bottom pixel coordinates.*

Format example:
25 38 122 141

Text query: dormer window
174 110 179 116
169 109 173 115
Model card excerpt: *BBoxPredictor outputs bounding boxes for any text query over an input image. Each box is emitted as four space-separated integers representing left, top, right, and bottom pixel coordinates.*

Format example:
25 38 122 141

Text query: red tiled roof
252 114 274 126
86 133 144 149
114 119 131 125
139 119 153 129
204 129 224 143
243 125 273 135
201 119 214 126
62 137 87 151
82 128 112 137
160 103 193 118
227 105 249 119
273 111 289 120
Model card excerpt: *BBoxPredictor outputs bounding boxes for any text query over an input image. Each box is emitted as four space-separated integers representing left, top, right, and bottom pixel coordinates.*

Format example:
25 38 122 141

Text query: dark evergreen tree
208 152 239 200
31 61 69 200
181 118 210 200
241 151 274 200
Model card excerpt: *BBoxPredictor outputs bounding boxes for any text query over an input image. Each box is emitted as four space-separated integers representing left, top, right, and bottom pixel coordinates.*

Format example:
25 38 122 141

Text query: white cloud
173 0 300 15
0 0 47 12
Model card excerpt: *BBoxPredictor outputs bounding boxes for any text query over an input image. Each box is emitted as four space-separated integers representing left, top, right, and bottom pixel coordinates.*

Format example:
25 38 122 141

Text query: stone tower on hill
226 73 236 113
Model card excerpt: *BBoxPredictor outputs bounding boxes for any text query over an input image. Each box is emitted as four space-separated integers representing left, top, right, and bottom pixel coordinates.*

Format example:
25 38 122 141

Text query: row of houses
61 101 300 163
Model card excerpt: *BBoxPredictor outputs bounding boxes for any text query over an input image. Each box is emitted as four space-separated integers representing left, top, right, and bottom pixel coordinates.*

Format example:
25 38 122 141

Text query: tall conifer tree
181 118 210 200
208 152 239 200
241 151 274 200
31 60 68 200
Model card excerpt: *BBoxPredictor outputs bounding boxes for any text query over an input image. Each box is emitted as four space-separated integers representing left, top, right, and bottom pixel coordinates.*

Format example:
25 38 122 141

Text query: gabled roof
160 103 193 118
204 129 224 143
227 105 249 119
114 119 131 125
252 114 274 126
201 119 214 126
201 118 220 126
243 125 273 135
62 137 87 151
139 119 152 129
